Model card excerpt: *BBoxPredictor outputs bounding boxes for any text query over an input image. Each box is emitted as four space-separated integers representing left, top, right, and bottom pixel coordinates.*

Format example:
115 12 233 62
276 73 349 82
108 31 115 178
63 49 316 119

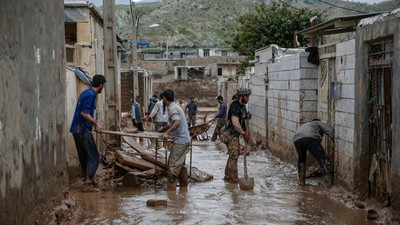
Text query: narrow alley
69 135 376 225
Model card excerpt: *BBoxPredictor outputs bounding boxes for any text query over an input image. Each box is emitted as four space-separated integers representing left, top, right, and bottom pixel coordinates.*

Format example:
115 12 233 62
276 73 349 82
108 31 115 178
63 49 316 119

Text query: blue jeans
73 133 99 179
294 137 328 175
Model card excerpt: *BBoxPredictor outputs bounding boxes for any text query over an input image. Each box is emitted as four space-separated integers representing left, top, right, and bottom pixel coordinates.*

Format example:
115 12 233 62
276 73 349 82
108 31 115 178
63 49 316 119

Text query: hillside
110 0 400 46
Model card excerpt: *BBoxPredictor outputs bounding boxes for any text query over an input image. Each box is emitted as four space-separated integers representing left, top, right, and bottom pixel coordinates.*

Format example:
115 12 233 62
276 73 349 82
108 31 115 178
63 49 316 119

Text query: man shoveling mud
223 88 252 183
70 74 106 192
162 89 191 191
211 95 227 142
293 119 335 187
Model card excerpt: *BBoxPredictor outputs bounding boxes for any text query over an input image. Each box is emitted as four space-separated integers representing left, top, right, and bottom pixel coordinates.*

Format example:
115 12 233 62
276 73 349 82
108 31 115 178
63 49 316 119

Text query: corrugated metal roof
298 12 386 38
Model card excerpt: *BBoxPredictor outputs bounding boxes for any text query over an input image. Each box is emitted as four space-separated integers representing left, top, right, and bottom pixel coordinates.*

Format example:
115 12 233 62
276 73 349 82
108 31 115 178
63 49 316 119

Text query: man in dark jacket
224 88 251 183
132 95 144 131
293 119 335 187
211 95 227 141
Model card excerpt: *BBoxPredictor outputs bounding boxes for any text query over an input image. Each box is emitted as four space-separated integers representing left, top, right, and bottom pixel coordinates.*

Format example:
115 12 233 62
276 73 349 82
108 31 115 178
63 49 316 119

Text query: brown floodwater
69 140 377 225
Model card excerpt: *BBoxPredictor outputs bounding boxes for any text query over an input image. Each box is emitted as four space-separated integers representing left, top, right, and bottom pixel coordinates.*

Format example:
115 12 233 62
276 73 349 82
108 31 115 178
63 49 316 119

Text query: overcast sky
92 0 390 7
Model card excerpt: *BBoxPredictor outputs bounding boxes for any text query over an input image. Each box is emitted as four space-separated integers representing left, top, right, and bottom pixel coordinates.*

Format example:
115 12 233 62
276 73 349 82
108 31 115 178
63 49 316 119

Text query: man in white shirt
146 93 168 132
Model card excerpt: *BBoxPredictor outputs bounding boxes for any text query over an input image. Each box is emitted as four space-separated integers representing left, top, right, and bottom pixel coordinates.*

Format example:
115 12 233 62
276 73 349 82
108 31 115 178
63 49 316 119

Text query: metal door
368 39 393 203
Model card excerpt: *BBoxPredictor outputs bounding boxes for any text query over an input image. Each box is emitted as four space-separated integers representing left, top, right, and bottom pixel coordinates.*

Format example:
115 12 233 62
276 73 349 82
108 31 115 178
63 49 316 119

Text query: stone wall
267 53 318 162
334 39 356 188
0 0 67 224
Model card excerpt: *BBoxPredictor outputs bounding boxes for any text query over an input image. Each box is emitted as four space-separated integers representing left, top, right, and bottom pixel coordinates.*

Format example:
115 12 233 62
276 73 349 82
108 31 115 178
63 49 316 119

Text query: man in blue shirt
211 95 227 141
131 95 144 131
185 97 197 127
162 89 191 192
70 74 106 192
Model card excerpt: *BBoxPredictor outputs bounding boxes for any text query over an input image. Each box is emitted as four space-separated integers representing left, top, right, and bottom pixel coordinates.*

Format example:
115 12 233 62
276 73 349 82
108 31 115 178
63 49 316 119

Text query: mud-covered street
69 138 377 225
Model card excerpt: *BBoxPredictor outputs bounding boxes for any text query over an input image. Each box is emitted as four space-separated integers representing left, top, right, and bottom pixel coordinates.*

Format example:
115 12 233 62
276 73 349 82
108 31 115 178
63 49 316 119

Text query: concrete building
198 48 239 57
174 66 206 81
0 1 67 224
355 9 400 217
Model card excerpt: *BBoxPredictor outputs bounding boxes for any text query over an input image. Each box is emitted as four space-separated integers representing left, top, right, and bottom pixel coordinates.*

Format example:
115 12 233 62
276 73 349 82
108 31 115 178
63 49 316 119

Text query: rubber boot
299 163 306 186
167 176 177 192
178 167 189 187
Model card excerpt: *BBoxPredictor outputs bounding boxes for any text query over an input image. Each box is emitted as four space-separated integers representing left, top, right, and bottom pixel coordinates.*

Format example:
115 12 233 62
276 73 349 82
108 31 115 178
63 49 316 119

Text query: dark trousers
73 133 99 179
294 137 328 175
132 120 144 131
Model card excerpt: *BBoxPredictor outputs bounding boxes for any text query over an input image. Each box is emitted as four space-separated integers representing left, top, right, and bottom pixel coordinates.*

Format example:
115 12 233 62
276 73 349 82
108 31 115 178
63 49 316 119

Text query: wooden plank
122 136 168 168
115 150 157 171
99 130 172 140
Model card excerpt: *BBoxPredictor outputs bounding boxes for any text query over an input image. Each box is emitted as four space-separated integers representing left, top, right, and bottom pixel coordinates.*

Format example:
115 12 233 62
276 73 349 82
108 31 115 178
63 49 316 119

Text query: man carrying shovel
223 88 252 183
162 89 191 192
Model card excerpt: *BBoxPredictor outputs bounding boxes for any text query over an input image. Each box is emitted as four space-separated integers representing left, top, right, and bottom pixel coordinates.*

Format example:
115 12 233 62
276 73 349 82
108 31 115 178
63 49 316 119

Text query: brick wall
121 71 134 112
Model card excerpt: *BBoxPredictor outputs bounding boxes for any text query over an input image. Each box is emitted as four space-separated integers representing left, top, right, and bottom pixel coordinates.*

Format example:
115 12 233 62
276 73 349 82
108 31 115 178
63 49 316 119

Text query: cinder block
289 80 300 90
300 79 318 90
337 54 355 71
335 99 355 113
336 39 356 56
288 90 300 101
301 90 318 101
340 84 355 99
336 126 355 143
301 101 317 112
300 68 318 79
335 111 355 129
336 69 355 84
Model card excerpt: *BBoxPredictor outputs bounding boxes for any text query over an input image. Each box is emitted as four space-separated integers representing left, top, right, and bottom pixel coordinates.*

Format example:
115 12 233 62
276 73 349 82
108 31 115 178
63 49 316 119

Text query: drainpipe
95 38 98 74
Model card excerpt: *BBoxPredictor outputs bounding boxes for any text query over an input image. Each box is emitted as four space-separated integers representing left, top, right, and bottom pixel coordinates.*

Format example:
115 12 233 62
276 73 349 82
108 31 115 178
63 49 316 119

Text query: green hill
110 0 400 46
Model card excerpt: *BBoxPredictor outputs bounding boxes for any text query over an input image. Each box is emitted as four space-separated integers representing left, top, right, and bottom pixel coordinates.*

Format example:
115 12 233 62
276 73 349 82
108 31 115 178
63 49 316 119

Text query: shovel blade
239 177 254 191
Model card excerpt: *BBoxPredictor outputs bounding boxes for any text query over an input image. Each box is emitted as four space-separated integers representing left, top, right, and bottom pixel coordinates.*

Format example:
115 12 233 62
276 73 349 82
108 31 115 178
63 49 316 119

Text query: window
222 51 228 56
218 67 222 76
204 49 210 57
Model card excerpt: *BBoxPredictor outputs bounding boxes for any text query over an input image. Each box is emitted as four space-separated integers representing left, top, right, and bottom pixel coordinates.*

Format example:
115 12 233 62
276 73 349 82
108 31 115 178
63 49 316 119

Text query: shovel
239 120 254 191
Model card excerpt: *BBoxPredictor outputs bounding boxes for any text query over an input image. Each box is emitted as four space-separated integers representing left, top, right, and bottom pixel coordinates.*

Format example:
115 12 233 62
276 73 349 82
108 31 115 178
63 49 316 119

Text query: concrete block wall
334 39 356 188
0 1 68 224
249 62 267 143
267 53 318 162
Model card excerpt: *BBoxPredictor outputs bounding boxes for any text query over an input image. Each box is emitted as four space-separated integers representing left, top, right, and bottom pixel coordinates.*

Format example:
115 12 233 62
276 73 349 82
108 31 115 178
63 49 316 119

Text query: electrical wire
317 0 367 14
277 0 300 10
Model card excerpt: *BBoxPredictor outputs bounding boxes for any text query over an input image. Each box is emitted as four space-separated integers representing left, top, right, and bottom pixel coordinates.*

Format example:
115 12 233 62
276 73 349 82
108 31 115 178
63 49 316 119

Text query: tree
232 2 322 58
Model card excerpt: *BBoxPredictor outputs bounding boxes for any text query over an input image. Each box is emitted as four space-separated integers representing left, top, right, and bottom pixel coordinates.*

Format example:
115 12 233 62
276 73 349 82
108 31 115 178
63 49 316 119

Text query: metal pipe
95 38 98 74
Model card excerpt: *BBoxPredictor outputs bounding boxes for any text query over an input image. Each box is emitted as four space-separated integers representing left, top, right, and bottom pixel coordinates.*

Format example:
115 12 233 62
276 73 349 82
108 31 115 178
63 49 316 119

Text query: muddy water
69 140 376 225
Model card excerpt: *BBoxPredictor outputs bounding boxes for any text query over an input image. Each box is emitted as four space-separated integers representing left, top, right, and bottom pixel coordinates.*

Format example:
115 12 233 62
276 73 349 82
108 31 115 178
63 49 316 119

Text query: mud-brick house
64 0 124 179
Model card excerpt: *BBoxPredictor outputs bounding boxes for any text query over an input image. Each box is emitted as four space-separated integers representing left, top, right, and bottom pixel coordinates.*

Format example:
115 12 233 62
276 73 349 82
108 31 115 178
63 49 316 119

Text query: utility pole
130 1 139 99
103 0 120 144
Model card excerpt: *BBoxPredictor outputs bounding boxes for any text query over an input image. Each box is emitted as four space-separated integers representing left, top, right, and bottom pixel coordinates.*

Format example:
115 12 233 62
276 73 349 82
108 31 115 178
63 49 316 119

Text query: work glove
144 116 151 121
242 133 250 143
247 112 252 120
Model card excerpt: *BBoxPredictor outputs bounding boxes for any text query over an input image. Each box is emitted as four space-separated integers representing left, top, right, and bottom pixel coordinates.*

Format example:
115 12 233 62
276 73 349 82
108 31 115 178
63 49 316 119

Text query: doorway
368 38 393 203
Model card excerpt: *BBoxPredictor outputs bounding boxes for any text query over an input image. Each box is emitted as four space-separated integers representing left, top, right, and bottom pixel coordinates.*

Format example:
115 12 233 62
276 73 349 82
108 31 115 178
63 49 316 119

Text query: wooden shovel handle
243 120 249 178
